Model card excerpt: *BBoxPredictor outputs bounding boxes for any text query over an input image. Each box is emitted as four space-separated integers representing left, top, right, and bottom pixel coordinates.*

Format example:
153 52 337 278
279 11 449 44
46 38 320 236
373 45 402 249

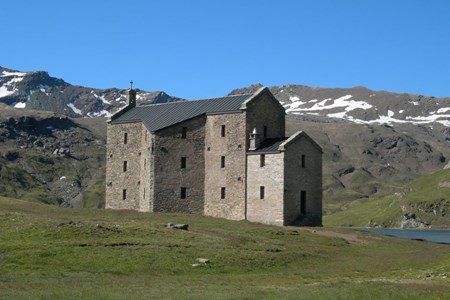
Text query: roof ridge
189 93 253 101
136 93 253 108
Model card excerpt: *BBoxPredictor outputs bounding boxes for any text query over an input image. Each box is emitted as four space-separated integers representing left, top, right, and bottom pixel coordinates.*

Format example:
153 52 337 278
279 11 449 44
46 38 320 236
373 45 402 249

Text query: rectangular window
181 187 187 199
181 156 187 169
221 125 226 137
181 127 187 138
143 188 145 199
221 156 225 168
300 190 306 214
122 189 127 200
124 132 128 144
123 161 127 172
221 187 226 199
263 126 268 138
301 155 306 168
260 186 265 200
144 159 146 170
260 154 265 167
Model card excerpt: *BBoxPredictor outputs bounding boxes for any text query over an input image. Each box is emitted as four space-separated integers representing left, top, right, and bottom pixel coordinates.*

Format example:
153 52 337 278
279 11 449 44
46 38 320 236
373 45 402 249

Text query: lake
354 228 450 244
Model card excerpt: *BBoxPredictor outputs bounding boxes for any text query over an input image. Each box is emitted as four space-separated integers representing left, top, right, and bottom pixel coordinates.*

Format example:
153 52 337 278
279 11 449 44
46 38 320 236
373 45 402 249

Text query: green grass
0 196 449 299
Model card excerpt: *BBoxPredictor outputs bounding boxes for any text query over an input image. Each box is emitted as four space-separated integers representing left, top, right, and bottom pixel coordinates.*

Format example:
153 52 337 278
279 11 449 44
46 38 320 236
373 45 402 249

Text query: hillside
324 168 450 228
0 196 449 299
0 104 106 207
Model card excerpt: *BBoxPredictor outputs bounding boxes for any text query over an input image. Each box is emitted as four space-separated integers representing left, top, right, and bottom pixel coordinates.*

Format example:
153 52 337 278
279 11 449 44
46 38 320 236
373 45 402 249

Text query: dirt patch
309 229 369 244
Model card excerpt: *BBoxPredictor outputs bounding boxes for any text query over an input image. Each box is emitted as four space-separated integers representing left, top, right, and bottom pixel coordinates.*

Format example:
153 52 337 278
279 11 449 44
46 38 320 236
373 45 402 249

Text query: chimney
128 88 136 107
249 128 261 150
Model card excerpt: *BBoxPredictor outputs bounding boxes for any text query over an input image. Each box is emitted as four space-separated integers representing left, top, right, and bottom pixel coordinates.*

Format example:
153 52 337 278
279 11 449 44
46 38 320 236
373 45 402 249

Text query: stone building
106 87 322 226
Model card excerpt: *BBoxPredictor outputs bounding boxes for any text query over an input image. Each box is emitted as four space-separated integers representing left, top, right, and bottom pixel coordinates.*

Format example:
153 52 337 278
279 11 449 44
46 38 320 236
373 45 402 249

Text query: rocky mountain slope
231 84 450 127
0 104 106 207
0 66 183 117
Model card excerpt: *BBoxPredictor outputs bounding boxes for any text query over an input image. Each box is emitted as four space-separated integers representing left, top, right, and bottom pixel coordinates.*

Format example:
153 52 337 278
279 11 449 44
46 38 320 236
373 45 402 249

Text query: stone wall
246 152 285 226
153 116 206 214
105 122 144 210
245 92 285 149
138 127 154 212
204 112 247 220
283 134 322 226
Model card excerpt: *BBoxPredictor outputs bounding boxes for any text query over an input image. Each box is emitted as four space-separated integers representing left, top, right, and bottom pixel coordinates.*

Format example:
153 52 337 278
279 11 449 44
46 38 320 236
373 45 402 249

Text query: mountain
2 66 450 227
0 66 183 117
230 84 450 127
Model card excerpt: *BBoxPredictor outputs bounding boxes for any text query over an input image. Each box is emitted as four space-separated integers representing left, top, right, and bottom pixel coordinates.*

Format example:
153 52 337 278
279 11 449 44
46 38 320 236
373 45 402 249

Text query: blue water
354 228 450 244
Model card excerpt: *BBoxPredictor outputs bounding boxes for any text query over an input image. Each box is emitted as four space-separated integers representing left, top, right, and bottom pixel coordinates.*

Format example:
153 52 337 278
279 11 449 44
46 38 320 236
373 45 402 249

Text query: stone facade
204 112 247 220
152 116 206 214
106 87 323 226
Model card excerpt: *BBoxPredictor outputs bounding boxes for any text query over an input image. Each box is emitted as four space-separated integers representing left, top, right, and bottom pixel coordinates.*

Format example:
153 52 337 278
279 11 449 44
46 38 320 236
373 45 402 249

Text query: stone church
105 87 322 226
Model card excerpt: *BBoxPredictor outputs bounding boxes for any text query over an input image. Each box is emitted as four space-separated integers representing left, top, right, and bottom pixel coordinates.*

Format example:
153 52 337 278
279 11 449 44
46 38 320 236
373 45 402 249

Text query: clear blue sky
2 0 449 99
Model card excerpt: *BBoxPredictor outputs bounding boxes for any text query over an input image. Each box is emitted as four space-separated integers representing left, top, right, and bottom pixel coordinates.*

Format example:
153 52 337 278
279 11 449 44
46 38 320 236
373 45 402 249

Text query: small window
122 189 127 200
221 125 226 137
260 186 265 200
260 154 265 167
181 157 187 169
263 126 268 138
221 187 226 199
300 190 306 214
123 161 128 172
124 132 128 144
301 155 306 168
181 127 187 138
143 188 145 199
144 159 146 170
221 156 225 168
181 187 187 199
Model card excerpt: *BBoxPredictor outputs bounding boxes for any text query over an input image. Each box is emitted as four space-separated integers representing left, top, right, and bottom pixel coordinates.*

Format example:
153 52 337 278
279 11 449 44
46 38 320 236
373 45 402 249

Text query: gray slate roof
249 138 288 153
111 94 253 132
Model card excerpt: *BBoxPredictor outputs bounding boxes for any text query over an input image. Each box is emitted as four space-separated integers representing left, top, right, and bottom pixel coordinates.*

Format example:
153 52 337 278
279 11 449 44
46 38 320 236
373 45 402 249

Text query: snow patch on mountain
94 93 110 104
283 93 450 127
87 110 110 117
1 70 27 77
12 102 26 108
67 103 82 115
0 75 26 97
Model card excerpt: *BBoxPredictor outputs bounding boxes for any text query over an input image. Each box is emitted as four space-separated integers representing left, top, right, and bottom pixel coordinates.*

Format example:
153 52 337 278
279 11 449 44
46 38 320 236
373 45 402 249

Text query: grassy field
1 197 449 299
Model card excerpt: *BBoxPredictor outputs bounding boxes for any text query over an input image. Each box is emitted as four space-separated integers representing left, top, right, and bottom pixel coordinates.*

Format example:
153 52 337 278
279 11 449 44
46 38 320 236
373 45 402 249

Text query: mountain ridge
2 66 450 227
0 66 184 118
